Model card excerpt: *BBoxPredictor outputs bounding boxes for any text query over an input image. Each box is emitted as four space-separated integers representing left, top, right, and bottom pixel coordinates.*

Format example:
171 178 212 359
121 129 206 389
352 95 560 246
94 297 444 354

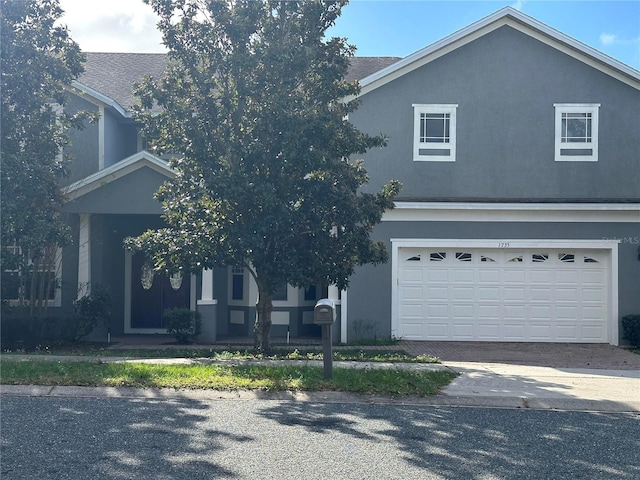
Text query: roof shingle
77 53 400 113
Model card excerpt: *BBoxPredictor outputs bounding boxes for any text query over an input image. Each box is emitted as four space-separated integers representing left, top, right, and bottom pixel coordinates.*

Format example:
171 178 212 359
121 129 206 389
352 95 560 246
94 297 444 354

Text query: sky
58 0 640 71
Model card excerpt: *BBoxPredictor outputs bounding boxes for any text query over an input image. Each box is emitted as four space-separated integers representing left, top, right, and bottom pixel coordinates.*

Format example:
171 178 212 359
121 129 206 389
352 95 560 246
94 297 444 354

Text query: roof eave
355 7 640 98
64 150 175 201
70 80 132 118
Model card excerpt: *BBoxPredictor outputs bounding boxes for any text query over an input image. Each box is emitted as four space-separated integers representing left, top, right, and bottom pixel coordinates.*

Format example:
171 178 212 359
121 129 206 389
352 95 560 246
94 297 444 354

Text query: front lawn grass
2 346 440 363
0 360 456 396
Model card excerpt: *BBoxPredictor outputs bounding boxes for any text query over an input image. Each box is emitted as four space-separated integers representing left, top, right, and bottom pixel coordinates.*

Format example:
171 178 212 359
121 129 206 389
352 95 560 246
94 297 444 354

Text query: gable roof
74 53 400 117
76 53 168 115
356 7 640 98
64 150 175 201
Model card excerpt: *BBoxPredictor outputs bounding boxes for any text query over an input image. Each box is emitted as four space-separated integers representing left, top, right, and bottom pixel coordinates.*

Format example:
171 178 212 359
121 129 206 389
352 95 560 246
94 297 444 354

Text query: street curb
2 384 638 413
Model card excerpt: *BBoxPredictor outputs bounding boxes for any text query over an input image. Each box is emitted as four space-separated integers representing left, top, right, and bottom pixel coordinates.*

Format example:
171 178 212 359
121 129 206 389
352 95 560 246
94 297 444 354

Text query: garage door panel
556 305 579 320
400 304 423 319
477 304 500 319
452 323 474 339
555 324 578 341
426 286 448 300
529 269 555 284
451 269 474 283
582 324 606 342
504 269 526 283
401 322 424 339
582 270 606 286
401 268 424 283
503 323 527 340
529 324 553 341
477 323 500 339
530 305 553 319
401 286 424 301
426 323 449 339
504 287 526 302
582 305 605 320
452 304 474 318
397 247 608 343
478 269 500 283
556 270 580 285
583 288 605 302
556 288 579 301
504 304 526 318
427 268 449 282
452 287 474 301
530 287 553 301
478 287 500 301
426 303 448 317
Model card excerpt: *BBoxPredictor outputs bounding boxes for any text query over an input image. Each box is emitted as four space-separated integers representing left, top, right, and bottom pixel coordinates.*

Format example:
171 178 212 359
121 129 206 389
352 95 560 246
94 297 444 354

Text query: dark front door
131 253 190 329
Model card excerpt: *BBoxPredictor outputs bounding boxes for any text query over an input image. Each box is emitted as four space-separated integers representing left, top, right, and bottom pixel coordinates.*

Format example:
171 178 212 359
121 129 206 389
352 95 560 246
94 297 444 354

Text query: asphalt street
1 395 639 479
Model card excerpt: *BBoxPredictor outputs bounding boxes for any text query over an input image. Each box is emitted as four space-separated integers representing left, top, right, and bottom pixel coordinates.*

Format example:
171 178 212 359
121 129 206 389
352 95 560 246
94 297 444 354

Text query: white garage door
398 248 609 342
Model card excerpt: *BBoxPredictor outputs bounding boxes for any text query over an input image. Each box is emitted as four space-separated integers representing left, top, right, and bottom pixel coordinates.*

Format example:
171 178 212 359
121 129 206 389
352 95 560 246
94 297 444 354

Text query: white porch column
328 285 339 302
77 213 91 299
340 289 348 344
197 268 218 343
200 268 214 301
327 285 348 343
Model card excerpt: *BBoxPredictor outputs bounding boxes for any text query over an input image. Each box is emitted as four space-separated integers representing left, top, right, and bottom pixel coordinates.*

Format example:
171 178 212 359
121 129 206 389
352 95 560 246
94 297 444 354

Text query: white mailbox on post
314 298 336 325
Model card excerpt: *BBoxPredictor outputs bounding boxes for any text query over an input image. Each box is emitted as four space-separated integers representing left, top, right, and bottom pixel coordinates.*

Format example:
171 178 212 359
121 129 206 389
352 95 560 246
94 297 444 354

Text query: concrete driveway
399 341 640 370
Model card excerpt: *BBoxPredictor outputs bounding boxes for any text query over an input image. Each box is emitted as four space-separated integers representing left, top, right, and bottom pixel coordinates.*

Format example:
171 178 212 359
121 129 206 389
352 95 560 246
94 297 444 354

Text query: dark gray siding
103 110 138 168
64 95 100 185
351 26 640 201
64 167 168 215
347 221 640 343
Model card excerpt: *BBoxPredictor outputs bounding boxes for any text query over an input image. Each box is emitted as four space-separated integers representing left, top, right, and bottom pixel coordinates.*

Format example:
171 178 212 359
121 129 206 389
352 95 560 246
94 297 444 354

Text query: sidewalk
2 352 639 413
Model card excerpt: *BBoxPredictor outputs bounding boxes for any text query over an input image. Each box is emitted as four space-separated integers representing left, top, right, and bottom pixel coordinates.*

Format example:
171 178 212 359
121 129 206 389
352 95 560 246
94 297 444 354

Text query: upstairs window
413 104 457 162
554 104 599 162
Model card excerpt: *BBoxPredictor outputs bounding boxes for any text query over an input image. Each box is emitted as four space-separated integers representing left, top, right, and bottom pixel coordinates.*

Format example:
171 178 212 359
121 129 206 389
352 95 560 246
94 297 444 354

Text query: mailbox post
314 299 336 379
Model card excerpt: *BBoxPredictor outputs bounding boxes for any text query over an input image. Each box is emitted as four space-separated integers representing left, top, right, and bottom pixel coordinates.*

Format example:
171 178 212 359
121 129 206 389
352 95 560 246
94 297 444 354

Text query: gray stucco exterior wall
64 167 168 215
350 26 640 202
103 110 138 168
64 96 100 185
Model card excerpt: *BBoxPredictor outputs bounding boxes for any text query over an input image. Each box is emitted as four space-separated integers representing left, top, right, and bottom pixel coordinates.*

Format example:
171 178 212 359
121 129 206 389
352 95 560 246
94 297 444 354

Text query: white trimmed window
554 103 600 162
1 244 62 307
413 104 457 162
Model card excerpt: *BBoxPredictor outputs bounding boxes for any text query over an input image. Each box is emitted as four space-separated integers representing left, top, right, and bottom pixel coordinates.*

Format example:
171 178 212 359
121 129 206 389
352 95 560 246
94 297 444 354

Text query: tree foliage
1 0 90 315
128 0 401 351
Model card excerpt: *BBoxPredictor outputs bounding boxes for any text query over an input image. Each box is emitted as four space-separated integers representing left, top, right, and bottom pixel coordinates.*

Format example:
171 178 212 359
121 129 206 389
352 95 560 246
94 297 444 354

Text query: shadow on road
258 400 640 479
1 395 245 479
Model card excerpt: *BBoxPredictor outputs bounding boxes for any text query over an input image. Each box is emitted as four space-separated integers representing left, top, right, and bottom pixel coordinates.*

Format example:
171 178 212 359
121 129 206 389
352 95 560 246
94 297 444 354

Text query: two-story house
35 7 638 345
346 7 640 345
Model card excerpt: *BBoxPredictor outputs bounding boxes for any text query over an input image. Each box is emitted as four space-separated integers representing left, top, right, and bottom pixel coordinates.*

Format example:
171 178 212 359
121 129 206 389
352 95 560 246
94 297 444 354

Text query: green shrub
622 314 640 347
164 308 201 343
1 315 68 350
71 285 112 342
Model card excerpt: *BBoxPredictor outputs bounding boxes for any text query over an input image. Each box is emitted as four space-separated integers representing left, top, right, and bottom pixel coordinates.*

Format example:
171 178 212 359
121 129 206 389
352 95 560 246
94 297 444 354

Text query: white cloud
599 33 618 46
511 0 525 11
58 0 165 52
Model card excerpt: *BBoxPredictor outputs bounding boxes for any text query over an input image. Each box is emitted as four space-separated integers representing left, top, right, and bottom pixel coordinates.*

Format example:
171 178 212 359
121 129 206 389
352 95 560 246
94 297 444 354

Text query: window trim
230 266 245 302
412 104 458 162
2 244 62 307
554 103 600 162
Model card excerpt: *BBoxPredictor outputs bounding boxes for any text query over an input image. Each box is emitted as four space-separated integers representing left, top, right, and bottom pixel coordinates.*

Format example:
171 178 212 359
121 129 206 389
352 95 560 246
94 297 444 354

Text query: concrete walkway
2 349 639 412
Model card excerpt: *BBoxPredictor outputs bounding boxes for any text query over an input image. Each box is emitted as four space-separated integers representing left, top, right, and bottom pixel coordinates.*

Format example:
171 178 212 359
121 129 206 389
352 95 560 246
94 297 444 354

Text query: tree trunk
254 277 273 354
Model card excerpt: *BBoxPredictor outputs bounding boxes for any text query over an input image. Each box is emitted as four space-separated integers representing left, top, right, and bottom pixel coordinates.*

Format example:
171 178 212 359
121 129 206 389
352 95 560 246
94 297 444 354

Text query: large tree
128 0 401 352
1 0 89 315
